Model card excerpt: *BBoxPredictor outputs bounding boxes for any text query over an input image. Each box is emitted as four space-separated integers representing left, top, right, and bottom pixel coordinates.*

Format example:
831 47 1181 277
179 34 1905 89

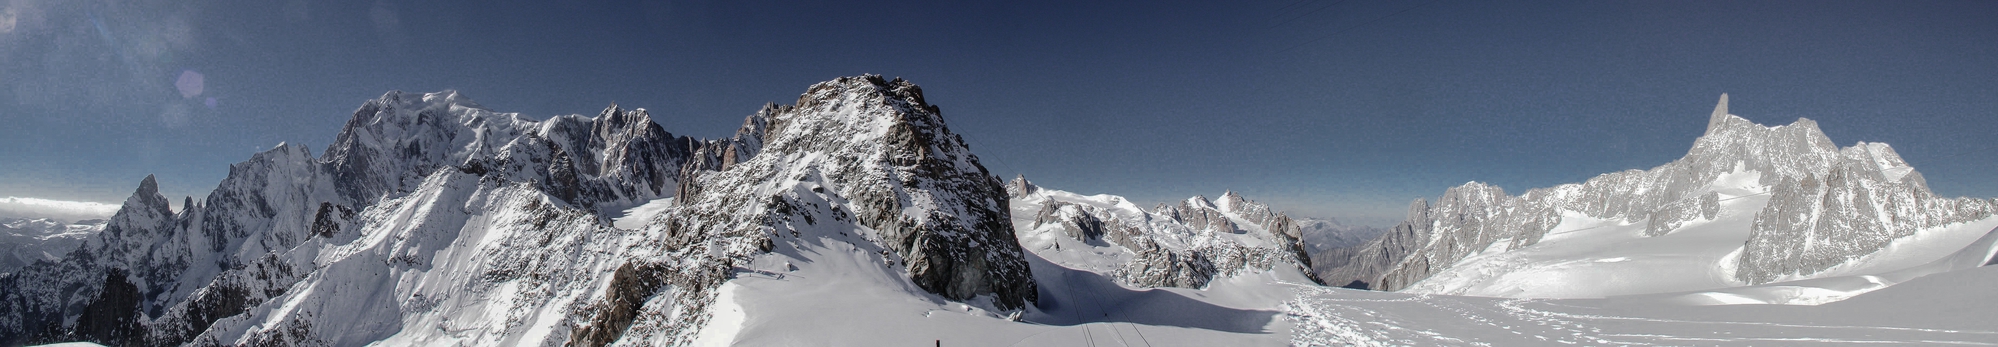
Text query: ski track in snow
1286 286 1998 346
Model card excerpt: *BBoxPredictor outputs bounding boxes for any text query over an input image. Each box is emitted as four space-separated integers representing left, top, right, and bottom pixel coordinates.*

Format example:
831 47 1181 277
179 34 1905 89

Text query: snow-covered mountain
0 75 1034 346
1316 94 1998 297
0 218 103 276
1006 176 1318 289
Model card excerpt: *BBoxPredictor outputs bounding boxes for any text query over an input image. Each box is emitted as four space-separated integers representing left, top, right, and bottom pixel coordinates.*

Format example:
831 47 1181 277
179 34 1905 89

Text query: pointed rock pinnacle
1705 93 1730 136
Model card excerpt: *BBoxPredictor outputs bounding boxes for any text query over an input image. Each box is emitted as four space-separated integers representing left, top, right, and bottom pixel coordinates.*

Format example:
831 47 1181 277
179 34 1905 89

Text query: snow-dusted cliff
1319 94 1998 293
0 75 1035 346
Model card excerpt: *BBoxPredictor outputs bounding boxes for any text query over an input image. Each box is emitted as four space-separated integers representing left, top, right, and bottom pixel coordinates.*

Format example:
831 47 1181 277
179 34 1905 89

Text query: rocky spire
126 174 171 218
1007 174 1038 197
135 175 159 199
1704 93 1729 136
1217 190 1247 213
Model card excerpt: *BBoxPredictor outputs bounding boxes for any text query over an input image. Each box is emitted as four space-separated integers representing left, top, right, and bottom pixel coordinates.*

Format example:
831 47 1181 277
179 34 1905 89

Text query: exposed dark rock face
75 269 142 346
1035 201 1107 241
309 203 356 238
569 262 673 347
1120 235 1219 289
661 75 1036 310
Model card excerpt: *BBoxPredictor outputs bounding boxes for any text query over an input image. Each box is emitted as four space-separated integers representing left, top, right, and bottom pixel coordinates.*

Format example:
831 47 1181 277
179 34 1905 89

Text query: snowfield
1287 264 1998 346
1404 192 1998 300
666 180 1998 346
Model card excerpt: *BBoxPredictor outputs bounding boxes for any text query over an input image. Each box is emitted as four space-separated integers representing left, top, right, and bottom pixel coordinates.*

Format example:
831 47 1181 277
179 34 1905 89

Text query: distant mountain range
0 218 103 276
2 79 1992 346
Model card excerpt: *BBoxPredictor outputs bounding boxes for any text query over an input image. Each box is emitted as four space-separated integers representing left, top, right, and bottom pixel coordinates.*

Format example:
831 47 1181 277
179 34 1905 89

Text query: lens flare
176 69 203 99
0 8 16 34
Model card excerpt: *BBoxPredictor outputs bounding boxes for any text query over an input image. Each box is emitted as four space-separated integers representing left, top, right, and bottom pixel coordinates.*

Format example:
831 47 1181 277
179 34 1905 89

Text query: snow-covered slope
648 176 1328 346
0 75 1037 347
0 218 103 276
1285 263 1998 346
0 88 708 346
1318 94 1998 298
641 167 1998 347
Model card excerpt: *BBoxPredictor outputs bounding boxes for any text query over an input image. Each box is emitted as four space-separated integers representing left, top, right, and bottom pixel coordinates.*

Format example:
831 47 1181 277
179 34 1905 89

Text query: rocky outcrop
1317 185 1560 291
1035 201 1108 241
565 76 1039 345
1738 157 1995 284
75 269 143 346
1007 174 1040 197
659 75 1036 310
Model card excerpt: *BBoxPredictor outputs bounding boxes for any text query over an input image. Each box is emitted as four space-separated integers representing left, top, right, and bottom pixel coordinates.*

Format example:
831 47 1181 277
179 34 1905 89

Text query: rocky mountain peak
1217 190 1247 213
589 103 669 142
1007 174 1039 197
133 174 158 200
1185 195 1217 210
1704 93 1729 136
593 104 639 131
663 74 1036 310
123 175 170 218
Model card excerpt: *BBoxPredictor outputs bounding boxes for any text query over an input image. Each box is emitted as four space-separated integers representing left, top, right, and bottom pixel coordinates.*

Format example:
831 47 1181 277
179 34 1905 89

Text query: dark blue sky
2 0 1994 225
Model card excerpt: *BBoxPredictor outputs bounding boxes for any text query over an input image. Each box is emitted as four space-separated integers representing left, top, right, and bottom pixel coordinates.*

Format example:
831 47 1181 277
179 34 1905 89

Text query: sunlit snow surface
1286 265 1998 346
683 189 1304 346
1402 168 1998 301
669 186 1998 346
612 197 676 230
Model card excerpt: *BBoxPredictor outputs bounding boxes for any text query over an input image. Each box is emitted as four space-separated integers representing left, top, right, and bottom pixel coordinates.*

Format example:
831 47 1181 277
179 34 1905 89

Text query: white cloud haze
0 196 119 221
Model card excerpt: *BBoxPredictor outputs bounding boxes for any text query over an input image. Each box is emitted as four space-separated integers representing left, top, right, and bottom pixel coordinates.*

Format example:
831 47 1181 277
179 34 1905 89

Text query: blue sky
1 0 1994 226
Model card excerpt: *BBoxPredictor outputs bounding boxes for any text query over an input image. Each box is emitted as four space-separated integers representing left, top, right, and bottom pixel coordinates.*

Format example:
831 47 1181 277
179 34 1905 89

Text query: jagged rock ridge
1318 94 1997 291
595 75 1037 345
1011 176 1319 288
0 75 1036 346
